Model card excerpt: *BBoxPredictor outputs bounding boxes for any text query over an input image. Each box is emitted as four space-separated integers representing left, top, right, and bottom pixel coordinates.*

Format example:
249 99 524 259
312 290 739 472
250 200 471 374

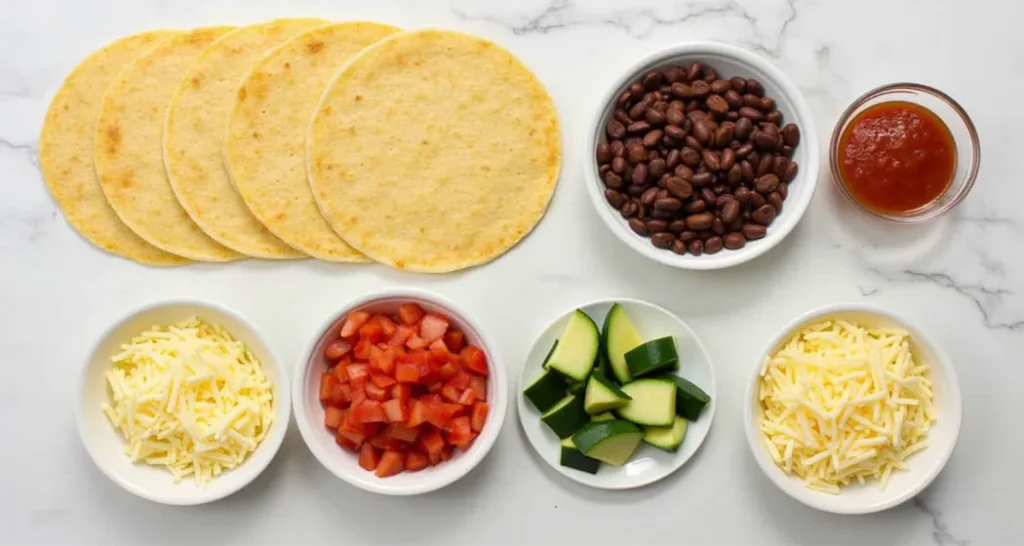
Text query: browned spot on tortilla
237 86 247 101
354 95 363 102
305 39 325 54
119 172 134 189
104 124 122 155
191 75 202 88
284 62 291 69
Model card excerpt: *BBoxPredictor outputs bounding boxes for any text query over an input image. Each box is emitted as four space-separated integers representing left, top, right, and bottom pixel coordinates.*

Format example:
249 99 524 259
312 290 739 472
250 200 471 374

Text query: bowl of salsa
829 83 979 223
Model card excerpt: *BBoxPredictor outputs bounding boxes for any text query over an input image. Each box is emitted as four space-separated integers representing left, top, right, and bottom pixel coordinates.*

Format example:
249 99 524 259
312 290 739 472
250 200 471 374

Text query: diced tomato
384 423 420 443
324 406 345 429
369 372 396 388
461 346 488 376
424 401 451 428
441 403 465 420
368 345 396 374
333 360 350 383
426 382 443 393
441 384 462 403
350 377 367 406
397 303 426 325
419 427 445 456
407 399 427 427
427 448 443 466
324 339 352 360
370 435 406 451
419 314 449 341
458 388 478 406
358 322 386 345
443 329 466 353
406 450 429 472
341 311 371 337
440 445 454 461
337 427 366 448
445 416 474 449
359 443 379 471
470 402 489 432
395 361 420 384
391 384 411 405
346 363 369 382
375 450 405 477
448 371 471 391
352 400 387 423
469 376 486 400
320 373 339 401
330 382 351 407
365 383 388 401
353 339 373 360
382 398 407 422
406 336 428 350
388 325 417 348
371 315 398 338
420 394 443 405
438 362 459 381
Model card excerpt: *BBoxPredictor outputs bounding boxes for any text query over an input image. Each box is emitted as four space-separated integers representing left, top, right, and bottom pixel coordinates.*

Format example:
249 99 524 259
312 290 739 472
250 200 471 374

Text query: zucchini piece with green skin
523 370 567 412
559 437 601 474
541 339 558 370
597 350 615 383
571 420 644 466
663 375 711 420
540 395 590 438
643 416 688 451
584 373 632 414
592 412 616 421
625 336 679 378
566 378 587 397
601 303 642 384
547 310 599 381
616 378 677 426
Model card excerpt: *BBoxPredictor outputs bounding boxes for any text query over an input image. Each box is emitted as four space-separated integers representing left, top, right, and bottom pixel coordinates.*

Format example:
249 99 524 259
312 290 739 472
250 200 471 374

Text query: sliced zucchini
643 416 688 451
583 373 632 414
617 378 677 426
664 375 711 420
559 437 601 474
541 339 558 370
567 378 587 397
547 310 599 381
540 395 589 438
523 370 567 412
601 303 642 384
571 420 644 467
625 336 679 377
591 412 616 422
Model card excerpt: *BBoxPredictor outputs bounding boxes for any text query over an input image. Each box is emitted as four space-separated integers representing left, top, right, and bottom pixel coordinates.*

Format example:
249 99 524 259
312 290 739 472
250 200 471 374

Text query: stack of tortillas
39 20 561 272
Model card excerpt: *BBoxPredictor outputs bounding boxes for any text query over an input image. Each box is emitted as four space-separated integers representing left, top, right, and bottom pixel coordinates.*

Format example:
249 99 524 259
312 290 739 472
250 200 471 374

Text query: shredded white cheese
757 319 935 493
102 317 274 486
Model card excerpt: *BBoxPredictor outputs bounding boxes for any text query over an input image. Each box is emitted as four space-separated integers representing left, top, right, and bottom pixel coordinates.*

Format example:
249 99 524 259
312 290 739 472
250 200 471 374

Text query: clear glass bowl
829 83 980 223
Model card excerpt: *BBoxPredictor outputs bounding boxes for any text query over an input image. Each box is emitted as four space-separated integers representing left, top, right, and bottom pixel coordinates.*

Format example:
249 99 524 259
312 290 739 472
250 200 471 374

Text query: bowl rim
291 287 508 496
75 298 291 506
583 40 820 271
516 296 717 489
742 302 963 514
828 82 981 224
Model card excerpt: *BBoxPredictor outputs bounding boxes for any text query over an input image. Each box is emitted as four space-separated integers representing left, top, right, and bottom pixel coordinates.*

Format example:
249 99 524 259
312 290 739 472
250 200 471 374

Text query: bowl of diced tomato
293 288 507 495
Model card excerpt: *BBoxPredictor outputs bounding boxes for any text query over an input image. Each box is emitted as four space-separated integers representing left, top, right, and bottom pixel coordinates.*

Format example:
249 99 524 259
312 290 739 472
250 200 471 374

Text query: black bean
752 204 777 225
605 189 625 209
742 223 767 240
607 120 626 139
782 123 801 147
755 174 780 194
628 218 648 235
724 232 746 249
746 79 765 97
651 232 675 249
704 236 724 254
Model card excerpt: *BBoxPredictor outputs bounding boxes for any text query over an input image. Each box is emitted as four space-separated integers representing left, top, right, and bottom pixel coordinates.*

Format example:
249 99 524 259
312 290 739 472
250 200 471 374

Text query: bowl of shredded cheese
744 303 961 514
76 300 289 505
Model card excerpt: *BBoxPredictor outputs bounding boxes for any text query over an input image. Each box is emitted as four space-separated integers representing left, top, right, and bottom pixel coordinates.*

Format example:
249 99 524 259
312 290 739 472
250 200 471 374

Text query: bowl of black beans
585 42 820 270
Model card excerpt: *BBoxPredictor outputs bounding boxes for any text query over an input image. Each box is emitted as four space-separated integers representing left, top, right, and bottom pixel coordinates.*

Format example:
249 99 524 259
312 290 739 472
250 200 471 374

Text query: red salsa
838 101 956 214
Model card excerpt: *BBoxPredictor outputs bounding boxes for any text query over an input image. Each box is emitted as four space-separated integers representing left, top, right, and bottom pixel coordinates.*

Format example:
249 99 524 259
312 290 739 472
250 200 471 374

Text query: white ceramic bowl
518 298 716 489
76 300 290 505
584 41 820 270
743 303 962 514
293 288 507 495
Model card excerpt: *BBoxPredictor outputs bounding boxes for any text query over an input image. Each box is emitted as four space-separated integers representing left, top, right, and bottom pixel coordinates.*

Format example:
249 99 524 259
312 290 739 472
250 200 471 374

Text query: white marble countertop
2 0 1022 544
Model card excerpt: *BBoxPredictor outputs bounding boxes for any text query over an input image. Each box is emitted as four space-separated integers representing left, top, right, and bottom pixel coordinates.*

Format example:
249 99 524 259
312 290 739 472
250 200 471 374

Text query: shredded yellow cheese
102 317 274 486
757 319 935 493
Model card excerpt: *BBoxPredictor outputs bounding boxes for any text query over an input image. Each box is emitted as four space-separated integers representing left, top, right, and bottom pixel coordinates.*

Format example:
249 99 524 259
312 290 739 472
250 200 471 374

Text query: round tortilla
95 26 244 262
39 30 190 266
164 19 325 260
307 30 562 272
224 22 400 262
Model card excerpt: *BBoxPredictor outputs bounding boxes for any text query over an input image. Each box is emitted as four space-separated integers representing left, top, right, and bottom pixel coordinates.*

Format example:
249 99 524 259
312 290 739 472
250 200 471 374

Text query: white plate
517 298 716 489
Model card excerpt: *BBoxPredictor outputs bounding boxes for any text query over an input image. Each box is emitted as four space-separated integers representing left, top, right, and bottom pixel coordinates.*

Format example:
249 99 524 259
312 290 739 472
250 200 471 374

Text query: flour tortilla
307 30 562 272
164 19 325 259
95 26 243 262
224 22 400 262
39 30 190 266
